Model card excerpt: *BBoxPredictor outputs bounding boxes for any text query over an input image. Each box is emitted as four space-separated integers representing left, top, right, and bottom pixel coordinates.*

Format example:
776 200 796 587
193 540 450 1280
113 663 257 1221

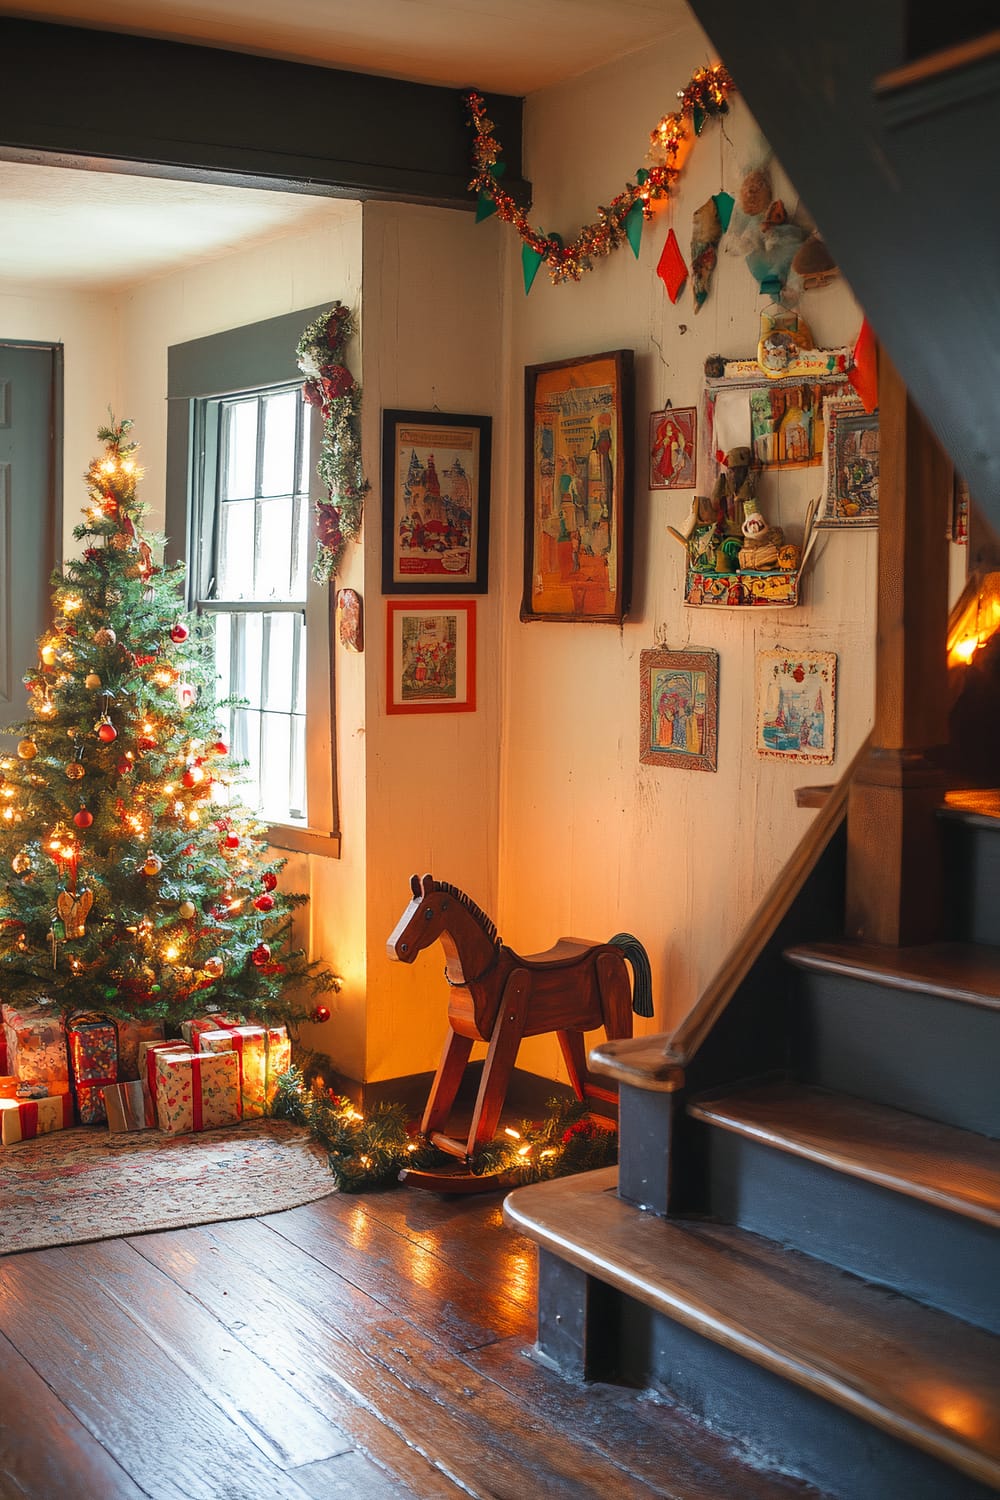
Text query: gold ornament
141 851 163 877
66 761 86 780
84 672 102 690
11 852 31 875
203 955 224 979
178 899 196 920
93 627 117 648
17 739 37 760
56 887 94 940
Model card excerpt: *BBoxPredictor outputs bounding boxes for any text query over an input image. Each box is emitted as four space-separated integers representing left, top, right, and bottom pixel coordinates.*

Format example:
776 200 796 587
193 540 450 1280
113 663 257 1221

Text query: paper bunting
476 161 506 222
625 201 645 259
849 317 878 412
657 228 688 303
712 191 735 232
522 240 546 295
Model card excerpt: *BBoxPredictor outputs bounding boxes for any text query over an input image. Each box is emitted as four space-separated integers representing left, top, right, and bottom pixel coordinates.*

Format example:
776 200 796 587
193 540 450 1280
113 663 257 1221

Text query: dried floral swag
296 303 369 582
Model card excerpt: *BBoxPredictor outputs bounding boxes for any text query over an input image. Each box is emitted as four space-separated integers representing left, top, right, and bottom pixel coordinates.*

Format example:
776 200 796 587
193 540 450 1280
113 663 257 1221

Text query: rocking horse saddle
515 936 603 969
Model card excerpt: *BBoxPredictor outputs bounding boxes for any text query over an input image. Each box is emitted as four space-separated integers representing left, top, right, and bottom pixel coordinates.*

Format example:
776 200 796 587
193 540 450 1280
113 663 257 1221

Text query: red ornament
181 769 198 788
312 1004 331 1024
223 833 240 850
211 740 228 756
73 808 94 829
169 622 189 644
137 735 157 752
101 496 118 517
97 720 117 743
262 872 278 891
656 227 689 303
116 757 133 774
253 894 275 913
251 943 271 967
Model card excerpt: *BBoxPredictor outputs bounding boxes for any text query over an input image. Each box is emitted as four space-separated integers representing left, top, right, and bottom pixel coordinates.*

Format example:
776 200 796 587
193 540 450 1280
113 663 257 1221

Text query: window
193 384 310 825
166 307 339 857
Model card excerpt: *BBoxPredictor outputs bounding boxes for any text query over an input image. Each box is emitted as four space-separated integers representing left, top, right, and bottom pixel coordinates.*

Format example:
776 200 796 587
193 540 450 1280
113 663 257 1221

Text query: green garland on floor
271 1067 617 1192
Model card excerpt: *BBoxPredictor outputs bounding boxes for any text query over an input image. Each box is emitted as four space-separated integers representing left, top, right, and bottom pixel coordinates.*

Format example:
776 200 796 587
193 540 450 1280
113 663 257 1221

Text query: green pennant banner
712 190 735 232
522 241 546 295
475 193 497 223
692 106 706 136
625 201 644 259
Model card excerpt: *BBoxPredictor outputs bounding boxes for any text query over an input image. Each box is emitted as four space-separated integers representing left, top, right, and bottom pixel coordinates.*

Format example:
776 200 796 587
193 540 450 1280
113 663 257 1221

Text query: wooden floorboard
0 1181 831 1499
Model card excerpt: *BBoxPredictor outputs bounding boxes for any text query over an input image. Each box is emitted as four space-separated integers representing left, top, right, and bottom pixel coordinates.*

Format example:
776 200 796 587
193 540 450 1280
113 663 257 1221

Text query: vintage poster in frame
381 410 491 593
755 649 837 762
522 349 634 623
385 600 476 715
817 394 879 528
649 405 697 490
640 647 718 771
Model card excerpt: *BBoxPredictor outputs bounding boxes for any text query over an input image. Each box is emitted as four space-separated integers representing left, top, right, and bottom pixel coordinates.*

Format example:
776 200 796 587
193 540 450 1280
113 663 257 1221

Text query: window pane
218 501 255 600
294 618 307 714
292 492 310 597
261 390 298 497
260 712 292 822
222 400 258 500
289 713 306 821
241 613 263 709
256 499 294 600
262 612 295 712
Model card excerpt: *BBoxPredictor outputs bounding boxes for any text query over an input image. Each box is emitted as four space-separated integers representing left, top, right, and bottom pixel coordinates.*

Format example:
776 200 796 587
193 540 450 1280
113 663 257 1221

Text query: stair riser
609 1291 996 1500
699 1127 999 1334
794 971 998 1137
941 818 1000 945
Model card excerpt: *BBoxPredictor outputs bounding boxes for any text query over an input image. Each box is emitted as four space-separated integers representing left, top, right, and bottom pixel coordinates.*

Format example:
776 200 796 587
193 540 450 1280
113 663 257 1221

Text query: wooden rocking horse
386 873 652 1189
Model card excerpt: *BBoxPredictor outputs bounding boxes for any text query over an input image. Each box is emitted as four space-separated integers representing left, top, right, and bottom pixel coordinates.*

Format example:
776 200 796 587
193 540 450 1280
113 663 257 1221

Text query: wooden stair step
688 1081 1000 1228
785 940 1000 1011
504 1168 1000 1491
941 789 1000 826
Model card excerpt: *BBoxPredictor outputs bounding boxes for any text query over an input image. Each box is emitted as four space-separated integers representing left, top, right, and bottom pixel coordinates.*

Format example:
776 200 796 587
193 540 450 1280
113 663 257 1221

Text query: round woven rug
0 1118 336 1256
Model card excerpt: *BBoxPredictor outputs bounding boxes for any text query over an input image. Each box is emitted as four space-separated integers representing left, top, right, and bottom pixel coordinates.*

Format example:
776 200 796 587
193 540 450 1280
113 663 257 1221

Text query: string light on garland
464 62 735 287
271 1065 618 1193
295 303 370 584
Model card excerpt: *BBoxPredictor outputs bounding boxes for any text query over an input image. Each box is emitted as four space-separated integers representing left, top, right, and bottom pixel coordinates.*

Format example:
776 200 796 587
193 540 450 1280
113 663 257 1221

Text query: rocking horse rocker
386 873 653 1190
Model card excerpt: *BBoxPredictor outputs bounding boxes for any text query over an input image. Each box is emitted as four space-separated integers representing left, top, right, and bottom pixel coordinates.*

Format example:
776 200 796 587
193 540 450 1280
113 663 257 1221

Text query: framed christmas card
755 649 836 762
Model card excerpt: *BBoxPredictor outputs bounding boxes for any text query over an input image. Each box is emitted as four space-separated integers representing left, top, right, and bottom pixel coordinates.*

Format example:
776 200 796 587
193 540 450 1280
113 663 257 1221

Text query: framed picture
816 395 879 528
385 600 476 715
381 410 491 593
522 349 634 623
705 373 853 473
649 405 697 490
755 650 837 762
639 647 718 771
951 474 970 545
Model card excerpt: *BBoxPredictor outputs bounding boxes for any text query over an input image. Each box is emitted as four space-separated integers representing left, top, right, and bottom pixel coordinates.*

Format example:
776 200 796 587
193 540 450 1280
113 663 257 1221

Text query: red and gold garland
464 63 735 285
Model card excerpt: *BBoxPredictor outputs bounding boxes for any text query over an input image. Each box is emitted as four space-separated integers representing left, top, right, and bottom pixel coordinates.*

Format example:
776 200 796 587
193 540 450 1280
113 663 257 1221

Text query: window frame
166 308 340 858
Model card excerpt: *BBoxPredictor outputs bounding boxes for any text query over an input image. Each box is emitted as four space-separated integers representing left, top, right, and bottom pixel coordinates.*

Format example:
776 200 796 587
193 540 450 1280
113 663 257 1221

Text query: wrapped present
67 1013 118 1125
116 1018 166 1082
199 1024 291 1118
154 1048 241 1135
180 1012 246 1051
3 1002 69 1094
0 1091 74 1145
139 1040 191 1127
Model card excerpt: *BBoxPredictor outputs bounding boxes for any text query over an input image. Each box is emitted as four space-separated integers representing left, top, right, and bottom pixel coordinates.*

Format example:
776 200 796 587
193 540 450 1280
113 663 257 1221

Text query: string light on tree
0 417 338 1028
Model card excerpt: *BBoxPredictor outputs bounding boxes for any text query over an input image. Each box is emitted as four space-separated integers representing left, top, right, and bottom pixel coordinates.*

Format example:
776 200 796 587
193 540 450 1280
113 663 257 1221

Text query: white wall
359 200 504 1081
498 24 878 1081
0 285 119 541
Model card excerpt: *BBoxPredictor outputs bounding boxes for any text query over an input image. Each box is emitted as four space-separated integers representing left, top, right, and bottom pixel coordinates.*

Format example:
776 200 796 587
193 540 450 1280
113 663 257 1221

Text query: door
0 342 60 739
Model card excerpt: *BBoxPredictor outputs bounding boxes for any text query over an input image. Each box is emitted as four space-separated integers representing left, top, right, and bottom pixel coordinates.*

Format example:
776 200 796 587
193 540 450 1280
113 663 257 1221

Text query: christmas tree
0 418 336 1027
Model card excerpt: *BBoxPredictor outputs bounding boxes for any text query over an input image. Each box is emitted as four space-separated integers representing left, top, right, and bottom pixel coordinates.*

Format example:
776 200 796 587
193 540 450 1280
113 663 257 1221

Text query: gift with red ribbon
153 1047 240 1135
138 1039 191 1127
0 1091 74 1145
179 1012 246 1050
198 1024 292 1118
66 1013 119 1125
2 1002 69 1094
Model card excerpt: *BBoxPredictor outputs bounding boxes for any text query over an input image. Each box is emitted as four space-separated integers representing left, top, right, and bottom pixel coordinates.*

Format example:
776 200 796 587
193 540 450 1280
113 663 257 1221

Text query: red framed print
649 405 697 490
385 600 476 715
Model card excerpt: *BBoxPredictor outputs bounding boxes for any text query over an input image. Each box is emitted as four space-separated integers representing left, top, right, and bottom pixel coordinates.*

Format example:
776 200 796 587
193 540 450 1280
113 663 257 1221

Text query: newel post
845 349 953 945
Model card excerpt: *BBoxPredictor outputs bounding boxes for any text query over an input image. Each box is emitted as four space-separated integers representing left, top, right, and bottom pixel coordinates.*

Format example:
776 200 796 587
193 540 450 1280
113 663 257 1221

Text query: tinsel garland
296 303 369 583
271 1066 617 1192
464 63 735 285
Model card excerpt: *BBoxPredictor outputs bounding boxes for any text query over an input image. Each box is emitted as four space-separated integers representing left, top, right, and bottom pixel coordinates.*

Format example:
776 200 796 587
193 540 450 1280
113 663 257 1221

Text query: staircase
505 791 1000 1499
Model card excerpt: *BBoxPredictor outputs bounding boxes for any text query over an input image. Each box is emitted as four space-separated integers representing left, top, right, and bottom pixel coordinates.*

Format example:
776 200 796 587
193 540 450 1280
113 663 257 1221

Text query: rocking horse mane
435 880 501 952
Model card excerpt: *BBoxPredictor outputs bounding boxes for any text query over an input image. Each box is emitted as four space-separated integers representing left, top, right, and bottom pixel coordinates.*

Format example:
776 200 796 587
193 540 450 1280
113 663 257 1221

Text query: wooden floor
0 1184 826 1499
